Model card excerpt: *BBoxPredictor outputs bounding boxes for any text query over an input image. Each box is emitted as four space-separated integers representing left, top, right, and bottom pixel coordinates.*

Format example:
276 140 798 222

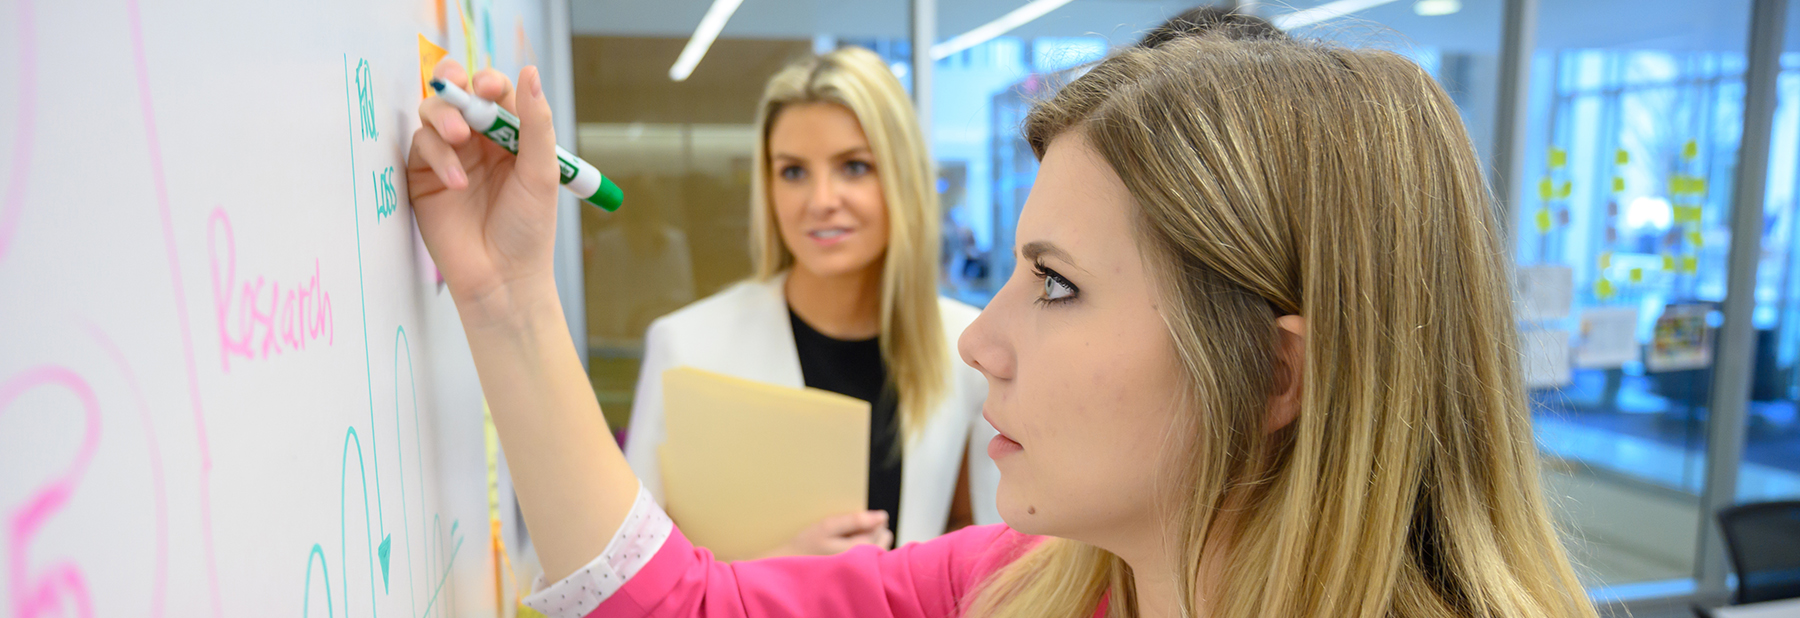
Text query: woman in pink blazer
406 34 1599 618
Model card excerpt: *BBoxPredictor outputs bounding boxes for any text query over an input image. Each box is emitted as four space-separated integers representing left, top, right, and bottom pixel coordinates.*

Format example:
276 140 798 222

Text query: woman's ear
1265 315 1307 434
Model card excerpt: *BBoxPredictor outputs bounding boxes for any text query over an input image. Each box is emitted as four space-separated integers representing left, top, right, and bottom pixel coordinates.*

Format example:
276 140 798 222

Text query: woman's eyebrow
770 146 872 161
1019 241 1087 274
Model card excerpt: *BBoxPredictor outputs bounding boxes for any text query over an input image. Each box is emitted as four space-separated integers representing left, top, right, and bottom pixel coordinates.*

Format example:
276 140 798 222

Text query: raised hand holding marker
429 78 623 211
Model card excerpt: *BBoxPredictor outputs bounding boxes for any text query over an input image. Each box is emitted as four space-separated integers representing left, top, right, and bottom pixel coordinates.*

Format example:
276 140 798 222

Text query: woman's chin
792 252 882 280
994 488 1052 535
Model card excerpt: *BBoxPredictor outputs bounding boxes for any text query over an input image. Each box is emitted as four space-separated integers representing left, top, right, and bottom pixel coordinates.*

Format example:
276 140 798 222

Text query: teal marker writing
429 78 623 212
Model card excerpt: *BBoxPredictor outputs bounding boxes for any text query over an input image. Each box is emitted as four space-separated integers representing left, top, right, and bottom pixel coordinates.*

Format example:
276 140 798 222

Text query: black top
788 309 902 538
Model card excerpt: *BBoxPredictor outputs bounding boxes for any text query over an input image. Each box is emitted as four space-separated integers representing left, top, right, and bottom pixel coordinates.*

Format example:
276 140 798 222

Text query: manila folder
659 366 870 560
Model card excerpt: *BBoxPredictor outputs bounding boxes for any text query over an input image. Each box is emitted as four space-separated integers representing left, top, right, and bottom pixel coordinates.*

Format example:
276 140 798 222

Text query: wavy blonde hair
749 46 946 441
966 37 1597 618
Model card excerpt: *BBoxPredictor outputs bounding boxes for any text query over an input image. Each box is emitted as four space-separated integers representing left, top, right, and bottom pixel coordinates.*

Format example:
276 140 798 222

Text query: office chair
1719 500 1800 605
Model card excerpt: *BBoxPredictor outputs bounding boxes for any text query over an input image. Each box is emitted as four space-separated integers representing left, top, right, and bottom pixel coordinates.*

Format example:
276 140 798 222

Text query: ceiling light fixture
669 0 746 82
1271 0 1402 30
931 0 1076 61
1413 0 1461 16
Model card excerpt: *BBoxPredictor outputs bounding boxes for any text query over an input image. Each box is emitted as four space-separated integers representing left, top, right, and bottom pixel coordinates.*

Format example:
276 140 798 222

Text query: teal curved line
417 524 464 618
391 326 417 618
340 427 379 618
303 543 333 618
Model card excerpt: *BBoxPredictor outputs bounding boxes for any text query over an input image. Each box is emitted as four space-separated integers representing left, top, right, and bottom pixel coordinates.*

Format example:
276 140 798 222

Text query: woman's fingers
432 57 470 89
815 512 865 536
418 97 471 144
511 66 560 200
409 125 468 190
471 68 517 113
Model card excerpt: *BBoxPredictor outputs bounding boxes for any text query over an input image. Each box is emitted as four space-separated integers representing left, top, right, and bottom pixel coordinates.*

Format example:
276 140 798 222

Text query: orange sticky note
419 34 449 99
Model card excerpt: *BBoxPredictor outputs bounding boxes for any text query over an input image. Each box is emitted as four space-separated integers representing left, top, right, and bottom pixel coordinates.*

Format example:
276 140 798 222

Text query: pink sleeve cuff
523 483 672 618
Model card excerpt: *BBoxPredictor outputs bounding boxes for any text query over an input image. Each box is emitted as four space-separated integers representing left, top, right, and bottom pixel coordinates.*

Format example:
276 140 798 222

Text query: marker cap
587 176 623 212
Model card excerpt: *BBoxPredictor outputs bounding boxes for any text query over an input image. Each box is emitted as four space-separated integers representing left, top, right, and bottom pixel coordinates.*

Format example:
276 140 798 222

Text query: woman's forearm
456 275 639 583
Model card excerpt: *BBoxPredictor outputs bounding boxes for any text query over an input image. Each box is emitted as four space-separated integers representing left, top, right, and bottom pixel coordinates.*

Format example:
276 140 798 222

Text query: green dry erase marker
429 78 623 211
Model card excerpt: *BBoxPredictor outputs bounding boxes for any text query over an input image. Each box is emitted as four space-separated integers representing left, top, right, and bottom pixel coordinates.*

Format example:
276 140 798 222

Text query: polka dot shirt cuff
522 482 672 618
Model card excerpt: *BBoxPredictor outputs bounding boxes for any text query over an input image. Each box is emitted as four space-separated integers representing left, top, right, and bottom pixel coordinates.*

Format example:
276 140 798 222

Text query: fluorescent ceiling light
669 0 746 81
1270 0 1402 30
1413 0 1460 15
931 0 1077 61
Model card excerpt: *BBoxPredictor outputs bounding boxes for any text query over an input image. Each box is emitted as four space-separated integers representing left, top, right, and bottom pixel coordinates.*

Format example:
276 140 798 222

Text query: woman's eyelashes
777 160 872 182
843 159 872 177
1032 261 1079 306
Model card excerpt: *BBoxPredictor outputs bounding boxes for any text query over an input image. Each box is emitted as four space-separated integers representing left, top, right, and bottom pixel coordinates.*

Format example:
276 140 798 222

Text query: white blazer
622 273 1002 545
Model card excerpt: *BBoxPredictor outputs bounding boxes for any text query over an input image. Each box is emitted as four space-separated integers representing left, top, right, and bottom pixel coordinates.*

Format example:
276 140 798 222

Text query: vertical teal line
432 515 442 618
343 52 388 555
342 54 382 618
393 326 417 618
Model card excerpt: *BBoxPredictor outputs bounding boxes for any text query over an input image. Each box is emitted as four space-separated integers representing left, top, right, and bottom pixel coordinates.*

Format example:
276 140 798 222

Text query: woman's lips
988 433 1023 459
807 228 852 247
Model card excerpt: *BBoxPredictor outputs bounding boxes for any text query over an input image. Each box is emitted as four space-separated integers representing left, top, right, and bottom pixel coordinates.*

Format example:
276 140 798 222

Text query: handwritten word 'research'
207 208 333 371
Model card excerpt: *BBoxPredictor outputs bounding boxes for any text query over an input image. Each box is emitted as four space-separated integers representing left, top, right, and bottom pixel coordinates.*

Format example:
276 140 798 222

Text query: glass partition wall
566 0 1796 609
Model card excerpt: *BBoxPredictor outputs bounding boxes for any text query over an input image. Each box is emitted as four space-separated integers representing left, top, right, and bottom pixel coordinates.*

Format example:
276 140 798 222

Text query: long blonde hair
966 36 1596 618
749 46 947 441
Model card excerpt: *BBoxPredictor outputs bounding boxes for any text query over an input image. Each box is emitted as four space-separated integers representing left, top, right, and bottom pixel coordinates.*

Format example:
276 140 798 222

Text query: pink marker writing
4 366 102 618
207 207 334 371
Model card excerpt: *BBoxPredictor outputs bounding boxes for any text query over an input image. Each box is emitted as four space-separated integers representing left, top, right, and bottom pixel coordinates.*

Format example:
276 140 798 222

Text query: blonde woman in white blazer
622 47 1001 557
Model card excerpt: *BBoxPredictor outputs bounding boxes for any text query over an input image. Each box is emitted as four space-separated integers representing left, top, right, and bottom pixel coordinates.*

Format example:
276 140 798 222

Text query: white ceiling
569 0 1768 56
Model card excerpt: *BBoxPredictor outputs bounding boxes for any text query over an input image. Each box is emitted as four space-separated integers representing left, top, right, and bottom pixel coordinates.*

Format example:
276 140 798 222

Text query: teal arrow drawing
378 535 392 592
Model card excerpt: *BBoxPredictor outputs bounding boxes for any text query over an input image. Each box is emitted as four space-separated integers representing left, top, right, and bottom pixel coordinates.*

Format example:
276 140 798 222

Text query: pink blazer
583 523 1104 617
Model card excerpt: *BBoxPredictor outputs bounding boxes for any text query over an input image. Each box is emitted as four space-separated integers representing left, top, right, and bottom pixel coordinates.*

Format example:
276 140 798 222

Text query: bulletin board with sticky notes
0 0 567 616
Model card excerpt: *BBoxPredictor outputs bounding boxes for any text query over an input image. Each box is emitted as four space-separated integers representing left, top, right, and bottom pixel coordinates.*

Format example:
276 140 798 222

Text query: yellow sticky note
1598 251 1612 269
1596 278 1615 300
456 0 487 72
1549 147 1568 169
1535 208 1553 233
1670 176 1687 195
1612 176 1625 193
1681 256 1698 273
1538 177 1554 201
1687 231 1704 248
1630 267 1644 283
1556 180 1573 199
1662 254 1676 271
418 34 449 99
1694 178 1708 195
1616 149 1630 165
1683 139 1699 160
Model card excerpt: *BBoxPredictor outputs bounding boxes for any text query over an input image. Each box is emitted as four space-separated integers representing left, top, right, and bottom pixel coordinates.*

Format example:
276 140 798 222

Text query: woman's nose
806 174 841 214
959 286 1017 382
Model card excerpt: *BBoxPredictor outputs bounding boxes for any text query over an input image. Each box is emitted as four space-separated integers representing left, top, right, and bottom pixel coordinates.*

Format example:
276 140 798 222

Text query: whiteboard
0 0 562 616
